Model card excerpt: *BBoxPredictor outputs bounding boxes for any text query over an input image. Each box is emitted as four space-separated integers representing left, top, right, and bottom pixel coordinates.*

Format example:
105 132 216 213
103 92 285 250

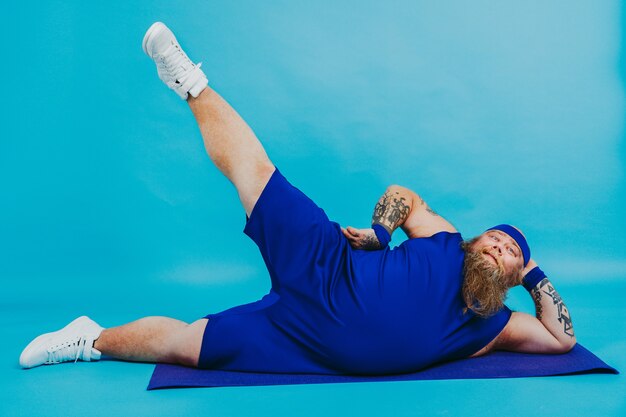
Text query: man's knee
168 319 208 367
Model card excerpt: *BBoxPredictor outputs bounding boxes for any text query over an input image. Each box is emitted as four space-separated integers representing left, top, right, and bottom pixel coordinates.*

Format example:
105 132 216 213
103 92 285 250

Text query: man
19 22 576 374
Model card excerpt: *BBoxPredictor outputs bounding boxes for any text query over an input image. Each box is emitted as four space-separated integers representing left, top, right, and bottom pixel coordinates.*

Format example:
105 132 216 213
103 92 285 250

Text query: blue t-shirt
200 170 512 375
322 231 512 373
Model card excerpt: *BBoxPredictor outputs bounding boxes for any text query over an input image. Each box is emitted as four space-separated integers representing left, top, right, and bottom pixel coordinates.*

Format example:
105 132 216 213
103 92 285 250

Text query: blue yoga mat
147 344 617 389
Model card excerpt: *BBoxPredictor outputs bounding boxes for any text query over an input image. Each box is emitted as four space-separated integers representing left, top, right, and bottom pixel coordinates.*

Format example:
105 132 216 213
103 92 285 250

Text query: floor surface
2 277 623 417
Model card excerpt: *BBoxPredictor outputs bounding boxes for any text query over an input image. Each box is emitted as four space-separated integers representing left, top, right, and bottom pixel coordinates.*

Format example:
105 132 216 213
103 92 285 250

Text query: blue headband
485 224 530 266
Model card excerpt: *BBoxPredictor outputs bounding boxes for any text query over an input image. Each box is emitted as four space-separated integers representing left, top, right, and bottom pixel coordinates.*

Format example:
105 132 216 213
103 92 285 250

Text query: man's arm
341 185 456 249
496 260 576 354
372 185 419 237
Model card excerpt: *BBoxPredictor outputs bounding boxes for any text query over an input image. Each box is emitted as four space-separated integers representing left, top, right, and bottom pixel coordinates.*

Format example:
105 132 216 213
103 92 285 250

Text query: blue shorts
198 168 352 374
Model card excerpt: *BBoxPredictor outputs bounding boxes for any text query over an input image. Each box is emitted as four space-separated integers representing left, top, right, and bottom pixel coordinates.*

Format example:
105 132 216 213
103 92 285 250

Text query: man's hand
341 226 382 250
519 258 538 285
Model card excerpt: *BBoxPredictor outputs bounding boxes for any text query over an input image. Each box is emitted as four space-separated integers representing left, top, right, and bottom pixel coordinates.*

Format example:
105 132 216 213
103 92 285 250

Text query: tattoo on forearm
362 233 382 250
372 190 411 231
531 283 544 320
539 279 575 338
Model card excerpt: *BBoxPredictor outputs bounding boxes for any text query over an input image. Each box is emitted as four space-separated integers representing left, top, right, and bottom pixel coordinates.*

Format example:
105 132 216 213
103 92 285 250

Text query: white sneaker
142 21 208 100
19 316 105 369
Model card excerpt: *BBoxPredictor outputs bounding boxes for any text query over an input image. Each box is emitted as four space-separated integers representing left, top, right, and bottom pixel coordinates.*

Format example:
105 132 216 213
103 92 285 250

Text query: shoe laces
46 336 89 364
155 41 200 83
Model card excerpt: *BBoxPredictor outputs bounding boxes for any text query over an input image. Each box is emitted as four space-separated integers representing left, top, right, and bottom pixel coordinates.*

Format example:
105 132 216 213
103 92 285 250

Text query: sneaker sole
142 21 167 57
19 316 93 368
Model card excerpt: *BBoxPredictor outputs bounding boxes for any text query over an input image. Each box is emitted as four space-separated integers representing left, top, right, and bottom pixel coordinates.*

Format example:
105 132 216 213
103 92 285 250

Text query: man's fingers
341 229 361 248
347 226 360 236
341 228 356 242
342 227 366 250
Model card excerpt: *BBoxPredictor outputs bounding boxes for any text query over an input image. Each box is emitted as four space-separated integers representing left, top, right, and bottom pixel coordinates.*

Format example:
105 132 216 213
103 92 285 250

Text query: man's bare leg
91 88 273 366
91 85 273 365
187 86 275 217
93 317 208 367
95 42 276 367
143 22 274 216
92 25 272 368
20 24 278 370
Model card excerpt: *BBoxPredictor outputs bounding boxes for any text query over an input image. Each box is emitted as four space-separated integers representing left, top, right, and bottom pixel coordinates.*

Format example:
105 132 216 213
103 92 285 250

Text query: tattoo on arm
372 190 411 232
417 194 438 217
373 191 391 223
426 207 438 216
539 278 575 338
531 283 544 320
361 233 382 250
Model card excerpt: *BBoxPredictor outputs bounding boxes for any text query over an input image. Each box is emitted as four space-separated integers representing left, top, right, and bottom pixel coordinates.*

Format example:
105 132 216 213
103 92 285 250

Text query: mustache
479 247 505 272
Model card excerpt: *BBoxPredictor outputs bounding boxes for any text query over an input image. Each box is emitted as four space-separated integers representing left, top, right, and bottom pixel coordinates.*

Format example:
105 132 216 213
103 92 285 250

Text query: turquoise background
2 1 624 416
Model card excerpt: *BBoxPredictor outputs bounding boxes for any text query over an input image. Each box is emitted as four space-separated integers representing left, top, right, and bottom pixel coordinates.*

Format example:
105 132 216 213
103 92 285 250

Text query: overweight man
19 22 576 375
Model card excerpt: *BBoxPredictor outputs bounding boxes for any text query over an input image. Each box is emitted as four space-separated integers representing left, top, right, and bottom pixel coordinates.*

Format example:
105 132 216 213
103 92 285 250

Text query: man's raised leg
143 22 275 216
187 87 275 217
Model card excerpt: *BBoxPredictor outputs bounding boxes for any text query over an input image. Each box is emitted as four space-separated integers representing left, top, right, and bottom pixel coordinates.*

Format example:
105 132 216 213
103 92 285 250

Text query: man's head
460 225 529 318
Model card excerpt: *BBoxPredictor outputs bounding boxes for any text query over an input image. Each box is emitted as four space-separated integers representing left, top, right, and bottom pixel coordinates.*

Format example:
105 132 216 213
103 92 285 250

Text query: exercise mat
147 343 617 389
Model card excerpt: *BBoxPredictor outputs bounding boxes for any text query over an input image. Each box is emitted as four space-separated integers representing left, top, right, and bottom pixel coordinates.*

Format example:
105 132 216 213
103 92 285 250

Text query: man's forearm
529 277 576 347
371 186 414 235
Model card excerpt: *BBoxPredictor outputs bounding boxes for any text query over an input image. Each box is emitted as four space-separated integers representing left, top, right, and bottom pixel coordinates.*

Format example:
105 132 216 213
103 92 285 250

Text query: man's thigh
235 162 276 217
243 168 349 295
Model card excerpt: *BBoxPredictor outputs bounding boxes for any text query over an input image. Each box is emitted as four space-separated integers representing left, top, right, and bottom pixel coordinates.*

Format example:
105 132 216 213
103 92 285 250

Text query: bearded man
19 22 576 374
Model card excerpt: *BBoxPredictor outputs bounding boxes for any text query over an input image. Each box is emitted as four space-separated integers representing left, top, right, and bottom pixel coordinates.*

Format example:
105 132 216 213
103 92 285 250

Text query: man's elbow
386 185 419 202
557 338 577 353
386 184 409 194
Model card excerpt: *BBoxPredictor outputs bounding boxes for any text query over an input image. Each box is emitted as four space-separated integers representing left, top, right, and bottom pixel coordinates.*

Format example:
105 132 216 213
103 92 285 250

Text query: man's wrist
522 266 547 292
372 224 391 248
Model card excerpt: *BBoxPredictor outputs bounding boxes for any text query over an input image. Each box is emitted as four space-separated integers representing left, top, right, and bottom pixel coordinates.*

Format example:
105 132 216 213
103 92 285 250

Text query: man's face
471 230 524 282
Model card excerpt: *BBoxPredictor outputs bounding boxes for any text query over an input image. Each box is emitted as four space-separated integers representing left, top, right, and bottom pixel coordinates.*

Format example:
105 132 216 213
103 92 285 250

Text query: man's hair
460 237 519 318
